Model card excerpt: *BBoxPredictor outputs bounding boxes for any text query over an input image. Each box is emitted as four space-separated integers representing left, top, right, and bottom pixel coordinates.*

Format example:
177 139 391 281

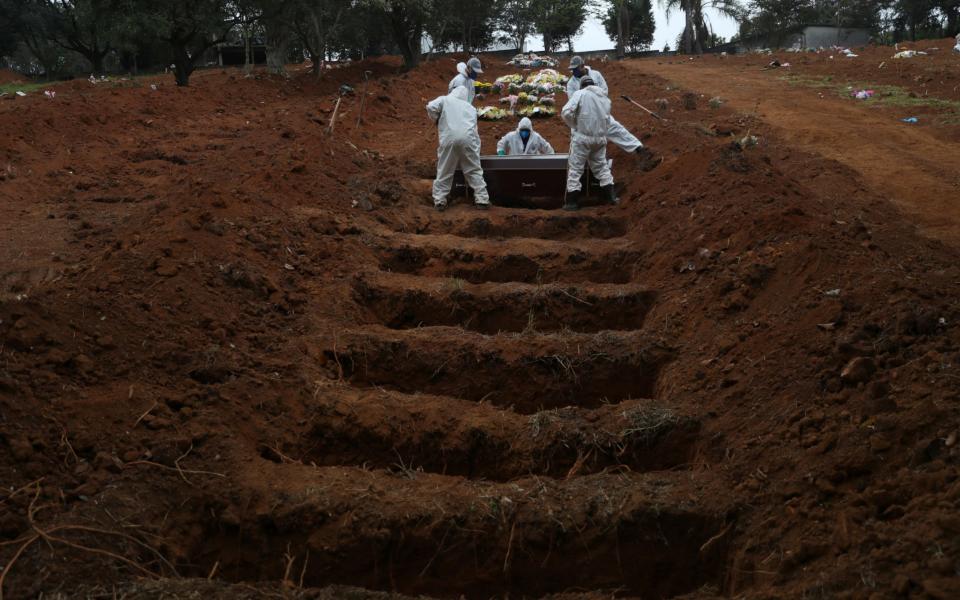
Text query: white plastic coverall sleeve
426 87 489 206
448 69 476 104
566 68 641 153
496 117 555 155
562 86 614 193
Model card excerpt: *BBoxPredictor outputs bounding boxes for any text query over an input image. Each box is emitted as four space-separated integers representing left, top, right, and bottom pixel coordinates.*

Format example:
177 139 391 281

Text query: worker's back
565 86 611 140
427 87 478 146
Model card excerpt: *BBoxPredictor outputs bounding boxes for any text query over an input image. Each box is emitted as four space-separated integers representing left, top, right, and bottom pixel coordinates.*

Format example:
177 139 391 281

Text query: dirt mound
0 68 25 84
1 51 959 599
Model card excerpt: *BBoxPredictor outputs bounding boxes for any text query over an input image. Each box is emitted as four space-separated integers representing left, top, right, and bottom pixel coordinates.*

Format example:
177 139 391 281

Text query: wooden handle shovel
621 95 666 121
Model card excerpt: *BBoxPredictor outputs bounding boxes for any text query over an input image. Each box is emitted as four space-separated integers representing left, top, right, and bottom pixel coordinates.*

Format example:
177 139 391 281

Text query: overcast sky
526 7 740 53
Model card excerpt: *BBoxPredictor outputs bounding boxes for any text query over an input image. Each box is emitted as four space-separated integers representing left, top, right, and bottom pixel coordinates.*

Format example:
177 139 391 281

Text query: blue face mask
519 129 531 141
468 70 478 80
573 67 585 78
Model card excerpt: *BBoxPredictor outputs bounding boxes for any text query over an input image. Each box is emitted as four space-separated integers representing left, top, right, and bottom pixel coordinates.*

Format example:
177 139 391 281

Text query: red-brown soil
1 51 959 600
0 69 26 85
637 39 960 246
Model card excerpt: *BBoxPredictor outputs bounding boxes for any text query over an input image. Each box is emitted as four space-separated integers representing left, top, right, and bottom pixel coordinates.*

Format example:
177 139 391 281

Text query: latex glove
497 149 506 156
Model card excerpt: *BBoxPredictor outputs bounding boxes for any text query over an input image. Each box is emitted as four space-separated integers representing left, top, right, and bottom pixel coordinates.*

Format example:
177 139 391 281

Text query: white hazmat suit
496 117 555 155
448 62 476 104
426 86 490 208
567 67 642 153
561 85 613 193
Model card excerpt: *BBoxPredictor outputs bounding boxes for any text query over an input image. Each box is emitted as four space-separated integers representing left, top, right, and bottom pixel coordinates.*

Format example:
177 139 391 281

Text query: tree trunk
309 10 326 78
390 3 422 69
309 50 323 76
683 3 695 55
946 7 960 37
91 52 105 76
616 1 625 59
266 39 290 76
244 30 253 74
265 20 292 76
173 45 193 86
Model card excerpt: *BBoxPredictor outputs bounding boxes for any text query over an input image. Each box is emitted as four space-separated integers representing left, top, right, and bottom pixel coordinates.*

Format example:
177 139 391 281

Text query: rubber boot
601 184 619 206
562 190 581 211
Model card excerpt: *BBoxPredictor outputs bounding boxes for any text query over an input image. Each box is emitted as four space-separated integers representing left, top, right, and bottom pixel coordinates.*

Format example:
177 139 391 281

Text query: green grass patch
779 75 960 117
0 81 48 95
860 84 960 111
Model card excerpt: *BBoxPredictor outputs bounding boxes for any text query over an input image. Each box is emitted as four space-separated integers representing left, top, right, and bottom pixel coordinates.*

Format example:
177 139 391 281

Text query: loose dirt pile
1 53 959 599
0 69 25 85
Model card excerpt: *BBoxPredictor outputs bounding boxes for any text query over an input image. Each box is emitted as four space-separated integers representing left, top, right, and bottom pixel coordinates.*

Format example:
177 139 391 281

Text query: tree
258 1 298 75
740 0 886 44
423 0 457 54
36 0 119 74
287 0 352 75
532 0 588 52
0 0 25 59
0 0 120 77
423 0 497 52
125 0 239 86
450 0 499 51
892 0 936 40
661 0 742 54
738 0 814 46
376 0 426 69
496 0 535 52
333 1 391 59
823 0 884 30
938 0 960 36
602 0 656 55
0 0 71 77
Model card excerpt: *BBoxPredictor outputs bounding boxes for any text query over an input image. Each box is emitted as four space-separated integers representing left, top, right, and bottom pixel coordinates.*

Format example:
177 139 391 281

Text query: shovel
621 95 666 121
355 70 373 129
327 96 342 135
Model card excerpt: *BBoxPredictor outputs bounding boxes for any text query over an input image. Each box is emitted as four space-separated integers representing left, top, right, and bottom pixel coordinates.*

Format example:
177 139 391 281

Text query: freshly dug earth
0 69 26 85
638 38 960 246
1 52 959 600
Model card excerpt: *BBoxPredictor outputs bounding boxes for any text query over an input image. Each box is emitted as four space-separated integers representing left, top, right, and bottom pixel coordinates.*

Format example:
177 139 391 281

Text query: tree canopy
602 0 656 54
2 0 958 82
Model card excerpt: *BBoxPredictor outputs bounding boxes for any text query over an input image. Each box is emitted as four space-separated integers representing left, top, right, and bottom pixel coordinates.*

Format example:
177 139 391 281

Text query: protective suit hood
517 117 533 132
449 86 469 102
583 85 609 99
456 62 468 77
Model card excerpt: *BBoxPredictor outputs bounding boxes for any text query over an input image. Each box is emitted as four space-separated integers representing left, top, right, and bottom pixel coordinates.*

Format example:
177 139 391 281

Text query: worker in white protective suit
426 86 491 211
561 76 615 211
496 117 555 156
448 57 483 104
567 56 659 169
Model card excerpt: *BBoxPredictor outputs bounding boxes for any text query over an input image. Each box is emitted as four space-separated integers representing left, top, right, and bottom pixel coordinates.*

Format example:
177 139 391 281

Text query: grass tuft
620 405 679 445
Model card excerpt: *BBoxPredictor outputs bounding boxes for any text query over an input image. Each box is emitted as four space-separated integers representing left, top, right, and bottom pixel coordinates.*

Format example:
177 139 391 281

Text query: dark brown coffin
453 154 610 208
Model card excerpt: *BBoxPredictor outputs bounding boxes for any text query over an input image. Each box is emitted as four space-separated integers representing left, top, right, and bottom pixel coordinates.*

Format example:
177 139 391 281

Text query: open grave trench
195 466 730 599
197 204 734 599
